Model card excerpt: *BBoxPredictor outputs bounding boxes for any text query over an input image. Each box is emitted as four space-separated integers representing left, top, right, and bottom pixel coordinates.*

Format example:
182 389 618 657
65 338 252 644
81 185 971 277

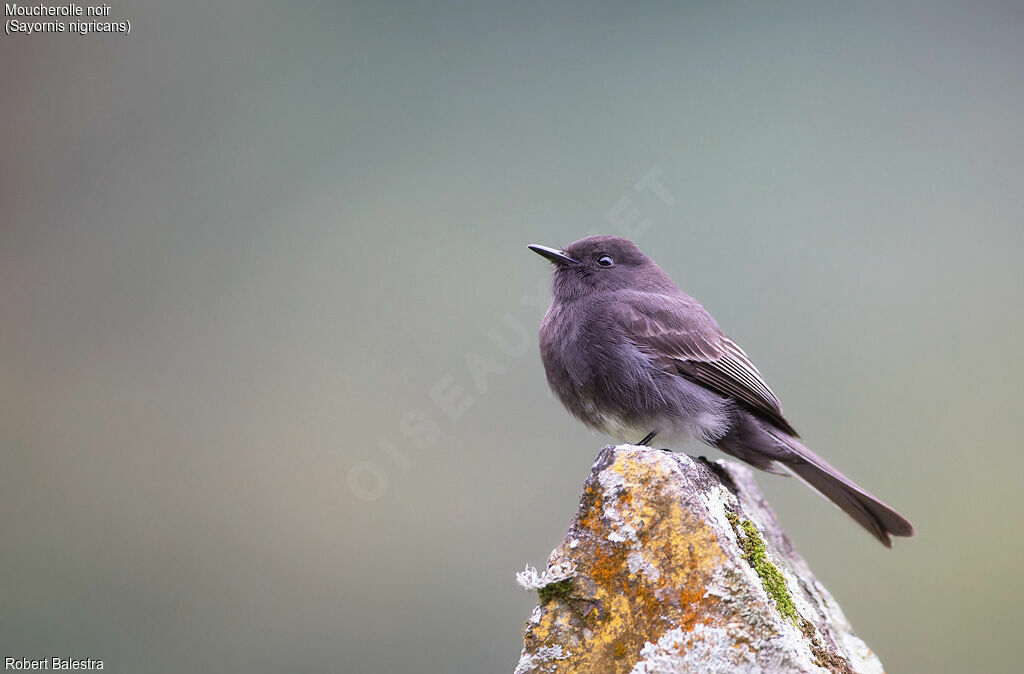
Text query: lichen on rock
514 445 884 673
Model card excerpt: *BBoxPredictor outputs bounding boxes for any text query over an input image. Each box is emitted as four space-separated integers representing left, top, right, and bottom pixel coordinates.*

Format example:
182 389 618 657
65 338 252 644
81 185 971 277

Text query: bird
528 235 914 546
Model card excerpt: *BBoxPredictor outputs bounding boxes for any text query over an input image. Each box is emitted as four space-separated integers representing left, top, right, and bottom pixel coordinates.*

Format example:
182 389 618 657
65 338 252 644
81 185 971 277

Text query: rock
514 445 884 674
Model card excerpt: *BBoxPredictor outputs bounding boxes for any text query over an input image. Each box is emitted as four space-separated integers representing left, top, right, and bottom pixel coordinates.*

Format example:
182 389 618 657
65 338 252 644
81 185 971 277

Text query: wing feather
616 292 797 436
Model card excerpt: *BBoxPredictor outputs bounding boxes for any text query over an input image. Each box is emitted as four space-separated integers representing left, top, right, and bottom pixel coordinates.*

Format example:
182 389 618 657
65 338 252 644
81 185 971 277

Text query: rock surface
515 445 884 674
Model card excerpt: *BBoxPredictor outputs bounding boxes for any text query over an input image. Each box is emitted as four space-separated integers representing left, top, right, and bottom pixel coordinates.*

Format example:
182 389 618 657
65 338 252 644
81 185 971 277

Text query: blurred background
2 2 1022 672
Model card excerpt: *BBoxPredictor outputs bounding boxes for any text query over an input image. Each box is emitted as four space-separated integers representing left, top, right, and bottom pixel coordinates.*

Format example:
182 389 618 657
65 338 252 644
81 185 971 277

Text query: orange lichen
522 451 732 673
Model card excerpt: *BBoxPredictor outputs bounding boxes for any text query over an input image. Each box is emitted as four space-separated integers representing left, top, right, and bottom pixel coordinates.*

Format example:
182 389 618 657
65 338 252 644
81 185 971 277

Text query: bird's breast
538 299 735 445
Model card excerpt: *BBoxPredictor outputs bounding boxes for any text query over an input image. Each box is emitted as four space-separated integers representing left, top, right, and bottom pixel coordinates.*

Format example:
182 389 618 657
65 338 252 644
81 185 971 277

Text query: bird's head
528 235 674 301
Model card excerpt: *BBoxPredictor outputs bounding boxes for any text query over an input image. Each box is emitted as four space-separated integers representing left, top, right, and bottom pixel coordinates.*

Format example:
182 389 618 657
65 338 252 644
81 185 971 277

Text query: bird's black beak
528 244 579 266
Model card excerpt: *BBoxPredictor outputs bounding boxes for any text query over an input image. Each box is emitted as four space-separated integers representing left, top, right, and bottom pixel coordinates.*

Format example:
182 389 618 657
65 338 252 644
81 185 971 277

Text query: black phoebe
529 235 914 546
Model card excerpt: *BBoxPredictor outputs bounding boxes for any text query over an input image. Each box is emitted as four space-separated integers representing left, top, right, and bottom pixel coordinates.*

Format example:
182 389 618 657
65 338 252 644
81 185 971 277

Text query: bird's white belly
590 404 731 448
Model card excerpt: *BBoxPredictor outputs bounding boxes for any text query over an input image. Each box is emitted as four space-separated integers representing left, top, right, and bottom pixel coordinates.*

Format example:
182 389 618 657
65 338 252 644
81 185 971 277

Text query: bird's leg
638 431 657 446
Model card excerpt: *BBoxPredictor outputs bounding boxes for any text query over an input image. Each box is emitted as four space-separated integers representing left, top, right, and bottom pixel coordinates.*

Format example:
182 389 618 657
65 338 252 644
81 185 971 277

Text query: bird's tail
773 433 915 547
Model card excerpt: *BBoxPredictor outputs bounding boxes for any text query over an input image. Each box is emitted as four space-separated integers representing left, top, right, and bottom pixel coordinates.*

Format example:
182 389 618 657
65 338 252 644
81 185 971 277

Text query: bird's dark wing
615 291 797 436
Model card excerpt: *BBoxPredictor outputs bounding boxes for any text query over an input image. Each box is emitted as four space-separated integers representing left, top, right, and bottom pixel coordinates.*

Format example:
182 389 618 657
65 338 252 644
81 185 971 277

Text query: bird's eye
598 256 614 267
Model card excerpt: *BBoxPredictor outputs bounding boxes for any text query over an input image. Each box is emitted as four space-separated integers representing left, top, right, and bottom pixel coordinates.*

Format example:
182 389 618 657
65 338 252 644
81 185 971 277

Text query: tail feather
776 435 915 547
714 410 915 546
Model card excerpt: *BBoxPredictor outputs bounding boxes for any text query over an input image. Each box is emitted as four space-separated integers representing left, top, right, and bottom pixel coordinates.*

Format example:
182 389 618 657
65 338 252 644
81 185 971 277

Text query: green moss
727 511 799 625
802 617 855 673
537 578 573 602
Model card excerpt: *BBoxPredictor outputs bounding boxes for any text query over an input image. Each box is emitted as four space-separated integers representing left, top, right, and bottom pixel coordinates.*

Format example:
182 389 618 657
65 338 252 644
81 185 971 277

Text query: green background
2 2 1022 672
